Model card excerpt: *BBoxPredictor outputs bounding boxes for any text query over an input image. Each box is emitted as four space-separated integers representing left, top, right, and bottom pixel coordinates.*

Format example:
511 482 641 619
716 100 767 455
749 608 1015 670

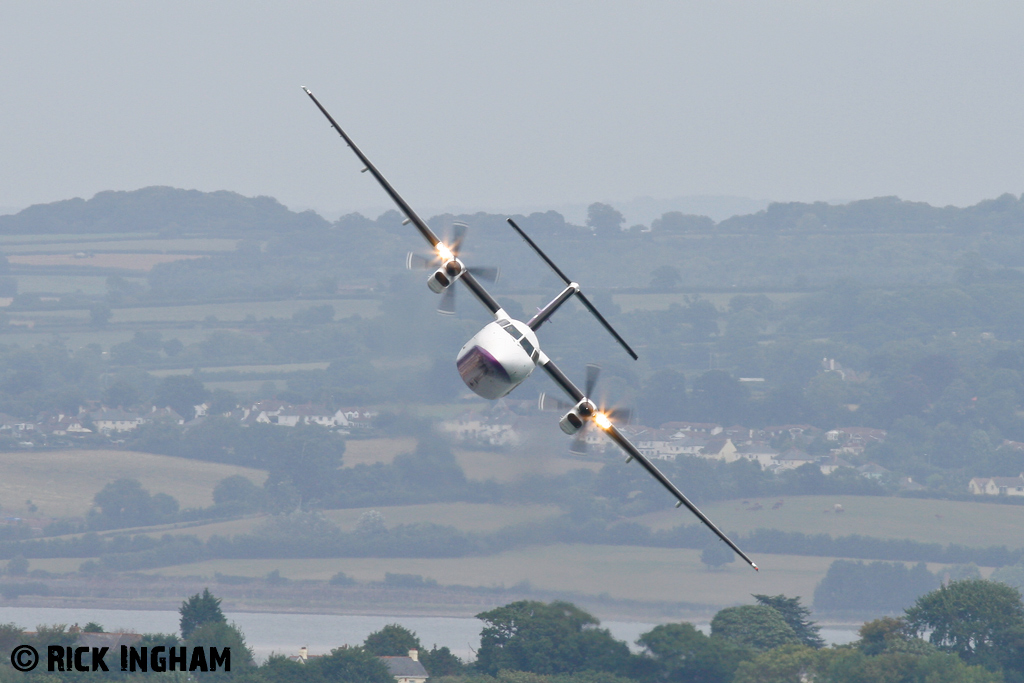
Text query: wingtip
752 563 759 572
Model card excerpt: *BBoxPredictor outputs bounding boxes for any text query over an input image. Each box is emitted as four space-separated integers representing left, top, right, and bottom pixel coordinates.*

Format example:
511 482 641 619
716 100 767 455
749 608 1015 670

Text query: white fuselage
456 319 540 399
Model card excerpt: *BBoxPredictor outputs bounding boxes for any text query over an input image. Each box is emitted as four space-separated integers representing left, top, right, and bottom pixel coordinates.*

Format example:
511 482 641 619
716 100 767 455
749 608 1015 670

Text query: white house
636 431 708 461
90 408 144 433
771 448 816 471
969 474 1024 496
380 651 429 683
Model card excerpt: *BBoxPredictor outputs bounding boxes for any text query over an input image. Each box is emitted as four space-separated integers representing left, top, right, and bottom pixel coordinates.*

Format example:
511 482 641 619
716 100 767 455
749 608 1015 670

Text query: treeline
10 187 1024 305
9 186 1024 238
0 186 328 235
718 193 1024 234
5 584 1018 683
813 560 941 614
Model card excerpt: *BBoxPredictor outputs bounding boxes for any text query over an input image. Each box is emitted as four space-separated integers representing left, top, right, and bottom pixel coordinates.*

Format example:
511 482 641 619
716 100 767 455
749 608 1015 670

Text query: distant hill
0 186 330 235
718 194 1024 233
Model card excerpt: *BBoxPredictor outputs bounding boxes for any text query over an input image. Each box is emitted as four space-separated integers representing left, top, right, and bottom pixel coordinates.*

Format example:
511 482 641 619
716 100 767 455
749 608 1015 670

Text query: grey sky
3 2 1023 223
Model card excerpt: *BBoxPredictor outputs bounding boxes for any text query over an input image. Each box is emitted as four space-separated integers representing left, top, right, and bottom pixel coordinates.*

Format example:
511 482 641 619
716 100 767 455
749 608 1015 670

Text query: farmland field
0 233 155 244
342 438 602 481
503 292 805 314
1 238 238 253
633 495 1024 549
112 298 379 323
144 545 836 608
0 450 266 517
454 448 603 482
322 502 560 532
203 380 283 394
9 253 206 271
0 329 209 350
612 292 804 313
343 438 417 467
149 362 331 378
17 275 144 295
131 502 561 540
132 516 265 541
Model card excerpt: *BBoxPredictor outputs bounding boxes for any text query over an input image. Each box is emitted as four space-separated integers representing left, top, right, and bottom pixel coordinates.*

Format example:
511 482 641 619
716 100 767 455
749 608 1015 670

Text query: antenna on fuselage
506 218 638 361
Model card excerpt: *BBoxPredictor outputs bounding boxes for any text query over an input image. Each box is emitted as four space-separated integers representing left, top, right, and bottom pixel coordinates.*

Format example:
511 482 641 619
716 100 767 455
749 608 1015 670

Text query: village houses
968 474 1024 496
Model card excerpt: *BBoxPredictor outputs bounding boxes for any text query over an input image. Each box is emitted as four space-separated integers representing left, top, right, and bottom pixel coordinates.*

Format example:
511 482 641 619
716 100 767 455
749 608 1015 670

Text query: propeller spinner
407 222 499 314
540 364 632 454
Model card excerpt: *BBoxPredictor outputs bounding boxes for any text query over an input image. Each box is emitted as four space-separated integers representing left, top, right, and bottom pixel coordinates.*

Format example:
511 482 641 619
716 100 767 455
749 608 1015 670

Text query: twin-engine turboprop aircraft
302 87 758 571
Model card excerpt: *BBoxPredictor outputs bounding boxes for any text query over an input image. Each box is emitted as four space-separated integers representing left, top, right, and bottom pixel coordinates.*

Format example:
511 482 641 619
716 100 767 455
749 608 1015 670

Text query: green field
142 545 835 608
0 233 155 244
0 329 211 351
128 502 561 541
149 362 331 378
16 275 146 296
112 299 379 323
612 292 804 313
343 438 417 467
502 291 803 314
454 447 603 482
322 502 560 532
203 380 283 394
134 516 264 541
342 437 602 482
14 309 90 323
1 238 239 253
633 495 1024 550
0 450 266 517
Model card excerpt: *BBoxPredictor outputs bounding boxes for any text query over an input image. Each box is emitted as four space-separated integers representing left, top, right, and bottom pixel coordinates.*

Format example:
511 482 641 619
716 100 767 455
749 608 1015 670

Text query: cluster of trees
3 581 1022 682
813 560 941 614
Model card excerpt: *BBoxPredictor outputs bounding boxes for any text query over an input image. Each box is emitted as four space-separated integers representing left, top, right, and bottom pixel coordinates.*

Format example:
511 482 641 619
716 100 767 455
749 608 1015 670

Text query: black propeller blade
406 222 499 314
584 363 600 397
450 222 468 255
538 392 573 412
468 266 500 283
406 252 438 270
566 364 632 456
438 287 457 315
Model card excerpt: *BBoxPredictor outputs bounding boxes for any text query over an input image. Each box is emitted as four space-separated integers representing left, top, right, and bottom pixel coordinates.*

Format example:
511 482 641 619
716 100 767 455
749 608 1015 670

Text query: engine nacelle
427 259 464 293
559 398 596 435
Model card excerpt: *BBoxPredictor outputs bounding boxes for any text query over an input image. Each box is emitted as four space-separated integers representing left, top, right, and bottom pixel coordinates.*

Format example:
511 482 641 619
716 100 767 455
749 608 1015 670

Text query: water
0 607 858 661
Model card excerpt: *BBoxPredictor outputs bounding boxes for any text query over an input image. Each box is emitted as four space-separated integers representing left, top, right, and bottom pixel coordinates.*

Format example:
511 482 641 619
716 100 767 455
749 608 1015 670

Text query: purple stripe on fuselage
457 345 511 393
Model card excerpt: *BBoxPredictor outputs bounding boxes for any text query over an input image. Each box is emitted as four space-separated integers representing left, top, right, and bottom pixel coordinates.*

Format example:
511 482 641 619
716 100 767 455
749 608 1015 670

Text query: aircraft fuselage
456 319 539 399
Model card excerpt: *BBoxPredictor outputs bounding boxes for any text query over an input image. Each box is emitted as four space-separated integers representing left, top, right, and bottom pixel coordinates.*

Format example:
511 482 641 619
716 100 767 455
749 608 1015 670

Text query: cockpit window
499 320 534 356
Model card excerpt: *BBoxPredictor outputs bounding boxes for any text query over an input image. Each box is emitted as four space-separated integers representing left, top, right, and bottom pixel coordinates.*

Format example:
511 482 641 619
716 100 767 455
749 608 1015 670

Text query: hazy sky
3 2 1024 222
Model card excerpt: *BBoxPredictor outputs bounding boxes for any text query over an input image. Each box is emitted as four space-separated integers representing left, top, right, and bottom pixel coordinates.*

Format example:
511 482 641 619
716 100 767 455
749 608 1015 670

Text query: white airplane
302 87 757 571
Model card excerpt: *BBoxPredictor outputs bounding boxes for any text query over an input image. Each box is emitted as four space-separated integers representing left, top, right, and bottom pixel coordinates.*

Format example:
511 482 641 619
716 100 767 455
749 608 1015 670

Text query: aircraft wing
539 358 759 571
302 87 503 316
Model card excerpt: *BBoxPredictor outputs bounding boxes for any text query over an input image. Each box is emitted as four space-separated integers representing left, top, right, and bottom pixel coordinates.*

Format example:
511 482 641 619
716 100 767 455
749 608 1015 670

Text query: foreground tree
637 622 752 683
732 643 819 683
710 605 801 652
475 601 632 677
753 594 825 648
180 587 227 639
419 645 464 677
312 647 392 683
905 578 1024 675
363 623 421 656
185 621 255 671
